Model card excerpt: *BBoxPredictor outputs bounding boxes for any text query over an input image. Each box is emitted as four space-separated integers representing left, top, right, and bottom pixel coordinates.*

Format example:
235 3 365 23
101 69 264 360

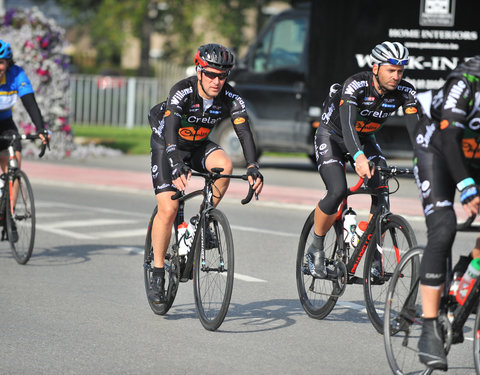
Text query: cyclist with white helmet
307 41 420 278
147 43 263 304
409 55 480 371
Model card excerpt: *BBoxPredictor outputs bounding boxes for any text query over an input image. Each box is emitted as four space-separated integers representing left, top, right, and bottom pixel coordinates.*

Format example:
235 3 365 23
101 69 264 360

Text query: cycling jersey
321 71 420 159
149 75 257 166
0 65 34 121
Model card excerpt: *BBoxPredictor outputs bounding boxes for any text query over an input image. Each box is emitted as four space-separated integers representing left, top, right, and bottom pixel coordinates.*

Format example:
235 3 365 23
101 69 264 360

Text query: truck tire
212 120 261 168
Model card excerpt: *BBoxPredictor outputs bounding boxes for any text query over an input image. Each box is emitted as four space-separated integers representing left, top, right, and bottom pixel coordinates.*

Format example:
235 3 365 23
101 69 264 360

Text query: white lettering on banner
355 54 462 71
388 28 478 41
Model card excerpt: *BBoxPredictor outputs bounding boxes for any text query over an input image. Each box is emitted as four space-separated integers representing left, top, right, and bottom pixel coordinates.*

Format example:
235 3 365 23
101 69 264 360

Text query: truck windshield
252 16 307 73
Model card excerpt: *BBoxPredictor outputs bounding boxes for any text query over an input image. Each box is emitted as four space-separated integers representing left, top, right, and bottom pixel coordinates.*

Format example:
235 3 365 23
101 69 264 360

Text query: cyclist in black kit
307 41 420 279
409 55 480 371
147 43 263 304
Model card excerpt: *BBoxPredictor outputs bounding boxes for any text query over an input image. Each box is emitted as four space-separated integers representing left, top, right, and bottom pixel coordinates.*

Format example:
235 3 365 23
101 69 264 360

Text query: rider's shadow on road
162 298 378 333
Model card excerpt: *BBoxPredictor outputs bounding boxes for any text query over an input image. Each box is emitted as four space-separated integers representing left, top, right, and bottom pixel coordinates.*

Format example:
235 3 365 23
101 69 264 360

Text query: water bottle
351 220 368 248
178 221 189 256
0 175 4 197
343 208 357 245
456 258 480 305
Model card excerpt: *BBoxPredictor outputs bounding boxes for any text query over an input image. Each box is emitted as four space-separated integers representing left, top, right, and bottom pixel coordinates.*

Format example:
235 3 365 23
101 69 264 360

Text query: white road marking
231 225 297 237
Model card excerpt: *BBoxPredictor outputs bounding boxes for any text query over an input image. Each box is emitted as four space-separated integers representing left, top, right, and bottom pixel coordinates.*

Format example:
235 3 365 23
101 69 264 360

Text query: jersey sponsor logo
462 138 480 159
364 96 375 101
470 118 480 131
321 103 335 123
355 121 381 133
170 87 193 105
151 164 158 173
444 80 466 110
233 117 246 125
436 200 452 208
210 110 221 114
339 99 344 106
416 122 435 147
178 126 211 141
396 85 416 96
382 103 396 108
225 90 246 109
359 109 391 119
405 107 418 114
344 80 368 96
440 119 449 129
164 110 171 117
187 115 217 125
421 180 431 198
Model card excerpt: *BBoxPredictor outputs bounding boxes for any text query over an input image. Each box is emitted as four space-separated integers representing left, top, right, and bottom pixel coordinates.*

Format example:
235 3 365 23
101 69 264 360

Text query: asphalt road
0 155 477 374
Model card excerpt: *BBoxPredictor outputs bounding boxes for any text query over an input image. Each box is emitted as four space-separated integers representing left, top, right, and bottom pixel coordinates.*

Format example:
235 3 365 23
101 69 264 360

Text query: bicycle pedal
347 276 363 285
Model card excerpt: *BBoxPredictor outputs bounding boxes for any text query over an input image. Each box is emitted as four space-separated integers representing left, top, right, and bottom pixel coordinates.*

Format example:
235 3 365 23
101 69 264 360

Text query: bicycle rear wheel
384 246 431 375
7 170 35 265
364 214 417 333
296 210 339 319
474 302 480 373
193 208 234 331
144 207 179 315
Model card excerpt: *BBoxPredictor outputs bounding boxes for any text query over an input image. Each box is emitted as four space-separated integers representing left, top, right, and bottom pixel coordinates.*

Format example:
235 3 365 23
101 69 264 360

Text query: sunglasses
201 69 229 80
387 58 408 66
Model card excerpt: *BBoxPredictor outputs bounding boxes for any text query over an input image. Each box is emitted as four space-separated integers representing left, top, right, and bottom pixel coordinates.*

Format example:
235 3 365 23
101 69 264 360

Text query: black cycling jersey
149 75 257 166
321 71 420 158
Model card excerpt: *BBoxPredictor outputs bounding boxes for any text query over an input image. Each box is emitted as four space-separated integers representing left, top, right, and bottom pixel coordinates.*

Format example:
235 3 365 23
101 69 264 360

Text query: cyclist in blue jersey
147 44 263 304
0 39 48 170
0 39 49 241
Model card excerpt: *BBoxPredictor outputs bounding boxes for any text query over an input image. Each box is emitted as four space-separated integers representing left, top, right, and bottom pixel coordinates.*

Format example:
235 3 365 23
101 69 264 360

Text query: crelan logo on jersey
462 138 480 159
233 117 246 125
355 121 381 133
178 127 210 141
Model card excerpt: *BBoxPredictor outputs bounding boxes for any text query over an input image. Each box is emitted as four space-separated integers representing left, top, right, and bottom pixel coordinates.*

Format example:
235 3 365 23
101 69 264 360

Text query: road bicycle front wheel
7 170 35 265
144 207 179 315
193 208 234 331
296 210 339 319
364 214 417 334
383 246 431 375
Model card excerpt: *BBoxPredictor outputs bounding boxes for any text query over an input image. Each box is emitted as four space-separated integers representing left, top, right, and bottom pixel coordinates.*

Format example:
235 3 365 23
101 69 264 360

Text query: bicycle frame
333 167 407 280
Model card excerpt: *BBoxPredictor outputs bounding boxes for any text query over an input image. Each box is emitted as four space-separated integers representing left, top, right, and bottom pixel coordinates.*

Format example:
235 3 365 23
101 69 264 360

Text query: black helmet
194 43 235 70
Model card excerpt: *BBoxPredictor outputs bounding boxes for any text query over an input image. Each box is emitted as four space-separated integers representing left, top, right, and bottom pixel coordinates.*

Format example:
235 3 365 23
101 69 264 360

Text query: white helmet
371 41 409 66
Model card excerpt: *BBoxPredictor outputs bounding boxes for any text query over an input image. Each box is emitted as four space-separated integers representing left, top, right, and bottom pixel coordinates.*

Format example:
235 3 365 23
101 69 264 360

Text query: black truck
211 0 480 166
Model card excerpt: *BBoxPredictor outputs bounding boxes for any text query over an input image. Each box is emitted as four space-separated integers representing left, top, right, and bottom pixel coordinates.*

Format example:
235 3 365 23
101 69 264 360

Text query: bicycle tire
144 207 179 315
384 246 432 375
474 302 480 374
193 208 234 331
296 209 339 319
364 214 417 334
7 170 35 265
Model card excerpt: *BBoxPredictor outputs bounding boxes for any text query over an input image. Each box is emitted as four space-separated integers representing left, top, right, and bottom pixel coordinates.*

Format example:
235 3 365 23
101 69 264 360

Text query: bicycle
384 245 480 374
143 168 255 331
296 165 417 333
0 133 48 264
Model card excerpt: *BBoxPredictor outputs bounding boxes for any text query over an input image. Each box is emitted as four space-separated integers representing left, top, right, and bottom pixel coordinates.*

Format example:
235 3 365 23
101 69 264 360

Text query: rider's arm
20 93 45 132
338 80 364 161
438 77 472 187
162 83 187 166
227 88 257 166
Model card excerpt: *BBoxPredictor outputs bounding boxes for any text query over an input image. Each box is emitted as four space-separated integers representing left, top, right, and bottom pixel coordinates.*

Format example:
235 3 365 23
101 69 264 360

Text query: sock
312 232 325 250
153 267 165 278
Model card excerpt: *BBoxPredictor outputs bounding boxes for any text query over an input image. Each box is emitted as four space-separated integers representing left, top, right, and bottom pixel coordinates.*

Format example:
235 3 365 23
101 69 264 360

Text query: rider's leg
204 149 233 207
152 192 178 269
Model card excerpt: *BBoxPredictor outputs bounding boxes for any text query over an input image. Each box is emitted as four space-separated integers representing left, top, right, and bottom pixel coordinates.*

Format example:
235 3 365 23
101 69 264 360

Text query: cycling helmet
371 41 409 66
194 43 235 70
0 40 12 59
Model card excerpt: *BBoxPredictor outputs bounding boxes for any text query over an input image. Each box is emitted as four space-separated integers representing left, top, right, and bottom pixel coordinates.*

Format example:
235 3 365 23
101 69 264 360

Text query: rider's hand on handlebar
171 161 191 191
247 164 263 196
354 154 373 180
460 184 480 216
38 129 51 145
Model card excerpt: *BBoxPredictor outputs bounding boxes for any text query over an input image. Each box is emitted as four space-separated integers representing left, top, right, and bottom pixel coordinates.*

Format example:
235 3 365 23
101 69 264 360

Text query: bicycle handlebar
348 165 413 193
0 132 50 158
170 169 256 205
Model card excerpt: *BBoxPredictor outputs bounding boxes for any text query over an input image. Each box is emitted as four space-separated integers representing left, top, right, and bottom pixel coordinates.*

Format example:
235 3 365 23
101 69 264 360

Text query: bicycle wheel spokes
296 210 338 319
194 209 234 331
7 170 35 265
143 207 178 315
384 247 429 375
364 214 417 333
